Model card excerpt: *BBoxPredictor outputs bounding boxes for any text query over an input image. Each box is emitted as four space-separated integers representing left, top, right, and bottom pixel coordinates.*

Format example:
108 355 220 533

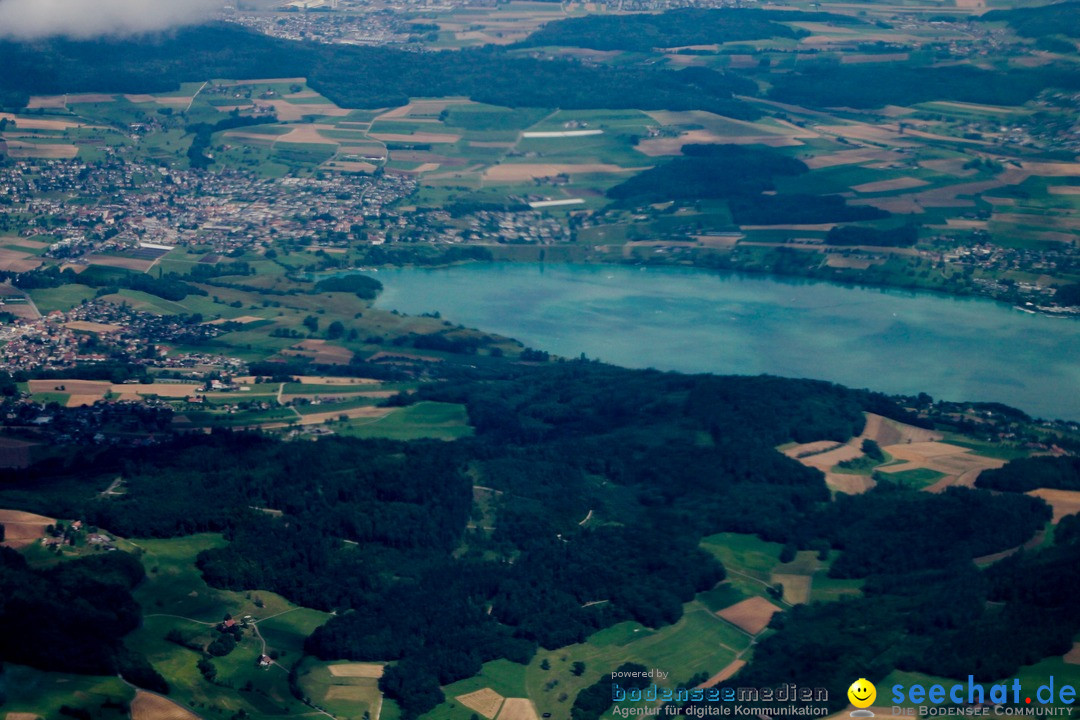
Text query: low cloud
0 0 221 40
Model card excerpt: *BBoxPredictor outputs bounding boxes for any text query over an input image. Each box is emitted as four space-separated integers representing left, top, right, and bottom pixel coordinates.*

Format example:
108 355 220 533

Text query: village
0 299 238 373
0 155 572 261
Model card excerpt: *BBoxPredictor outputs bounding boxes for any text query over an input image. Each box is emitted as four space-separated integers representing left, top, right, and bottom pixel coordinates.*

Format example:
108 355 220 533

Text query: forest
0 24 755 118
976 455 1080 492
728 194 888 225
515 8 852 51
606 145 886 224
0 362 1067 719
980 2 1080 38
767 62 1080 109
607 144 808 203
0 548 167 692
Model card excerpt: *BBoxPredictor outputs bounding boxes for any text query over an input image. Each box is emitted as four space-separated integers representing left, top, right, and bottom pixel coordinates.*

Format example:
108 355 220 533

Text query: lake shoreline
372 262 1080 422
319 251 1079 321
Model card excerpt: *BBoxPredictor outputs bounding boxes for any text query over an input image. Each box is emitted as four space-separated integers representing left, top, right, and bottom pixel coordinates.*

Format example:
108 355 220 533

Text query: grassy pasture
700 532 786 598
27 284 97 313
882 467 947 488
0 664 134 720
336 401 473 441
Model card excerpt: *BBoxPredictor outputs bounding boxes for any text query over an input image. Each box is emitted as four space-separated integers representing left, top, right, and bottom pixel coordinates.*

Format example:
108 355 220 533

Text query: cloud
0 0 221 40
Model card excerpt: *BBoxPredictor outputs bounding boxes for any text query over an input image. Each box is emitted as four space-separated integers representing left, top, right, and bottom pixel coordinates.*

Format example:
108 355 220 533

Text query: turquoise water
372 263 1080 421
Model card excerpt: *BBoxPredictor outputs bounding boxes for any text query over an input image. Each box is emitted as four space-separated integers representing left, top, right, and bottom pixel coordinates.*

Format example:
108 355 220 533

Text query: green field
700 533 785 587
0 664 134 720
337 401 473 441
27 284 97 313
879 467 947 488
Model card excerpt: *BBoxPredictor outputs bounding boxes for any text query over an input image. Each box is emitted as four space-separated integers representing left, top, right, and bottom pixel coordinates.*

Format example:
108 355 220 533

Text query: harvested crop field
328 161 379 173
67 394 104 407
816 124 919 147
825 255 875 270
0 509 55 548
1021 161 1080 177
852 196 926 214
7 714 41 720
715 596 781 635
920 158 978 177
257 406 392 430
124 383 201 398
325 686 376 701
328 663 385 678
784 441 862 472
772 573 812 604
1048 186 1080 195
803 150 878 169
131 691 201 720
282 340 354 365
0 248 42 273
0 113 99 131
84 254 154 272
456 688 506 719
1026 489 1080 523
274 125 340 145
851 177 930 193
2 238 48 250
3 141 78 159
205 315 263 325
841 52 910 63
377 99 470 120
65 320 123 333
283 390 394 403
484 164 644 181
1065 643 1080 665
64 93 117 104
295 376 379 385
824 472 875 495
636 130 801 156
29 379 110 396
497 699 539 720
881 442 1004 477
26 95 69 109
370 131 462 144
861 413 940 446
253 100 350 122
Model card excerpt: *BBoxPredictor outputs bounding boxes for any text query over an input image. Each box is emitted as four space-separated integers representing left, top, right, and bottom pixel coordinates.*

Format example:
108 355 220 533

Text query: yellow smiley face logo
848 679 876 709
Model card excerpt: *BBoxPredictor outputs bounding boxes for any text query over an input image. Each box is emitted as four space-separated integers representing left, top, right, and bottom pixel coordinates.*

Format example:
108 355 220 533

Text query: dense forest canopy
976 455 1080 492
516 8 861 52
0 549 166 692
605 144 887 224
0 24 755 117
825 224 919 248
767 62 1080 109
980 2 1080 38
607 144 808 203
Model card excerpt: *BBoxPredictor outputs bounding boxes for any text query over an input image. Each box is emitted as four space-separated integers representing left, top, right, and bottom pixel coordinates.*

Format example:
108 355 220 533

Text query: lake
372 263 1080 421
